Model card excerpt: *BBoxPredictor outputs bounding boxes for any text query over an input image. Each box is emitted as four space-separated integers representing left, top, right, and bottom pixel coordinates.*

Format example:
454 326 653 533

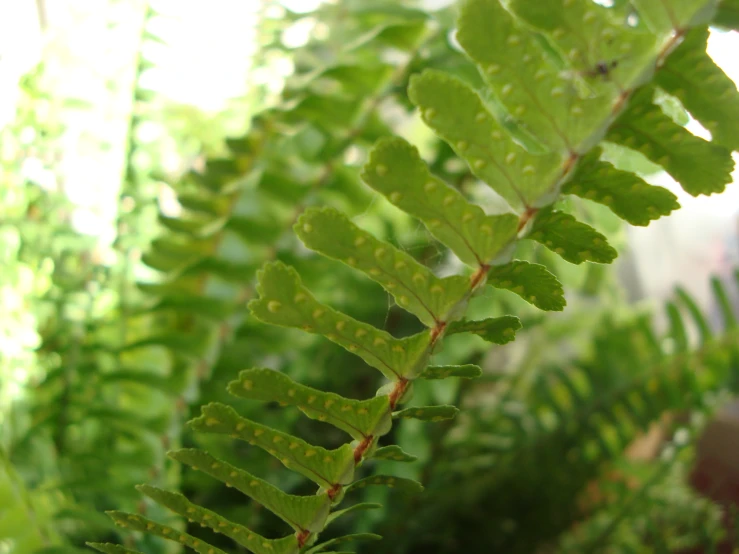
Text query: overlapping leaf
189 403 355 487
527 209 618 265
563 149 679 226
295 207 470 327
228 368 392 440
656 28 739 151
167 449 331 532
420 364 483 380
487 260 566 311
446 316 522 345
607 87 734 196
408 70 563 209
361 137 519 266
249 261 432 381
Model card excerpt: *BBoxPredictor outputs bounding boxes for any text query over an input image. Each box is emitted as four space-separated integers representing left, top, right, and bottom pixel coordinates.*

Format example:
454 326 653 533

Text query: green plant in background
80 0 739 553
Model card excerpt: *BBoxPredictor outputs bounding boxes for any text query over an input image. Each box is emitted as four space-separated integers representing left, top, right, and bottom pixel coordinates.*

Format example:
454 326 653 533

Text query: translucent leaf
87 544 143 554
295 207 470 326
563 149 679 226
420 364 482 380
656 28 739 151
393 405 459 422
457 0 610 151
446 316 521 345
228 368 391 440
508 0 660 92
346 474 424 494
361 137 519 266
326 502 383 526
527 209 618 265
189 403 355 487
408 69 562 209
372 445 418 462
106 512 230 554
630 0 719 33
305 534 382 554
607 87 734 196
487 260 566 311
249 261 432 380
167 450 331 532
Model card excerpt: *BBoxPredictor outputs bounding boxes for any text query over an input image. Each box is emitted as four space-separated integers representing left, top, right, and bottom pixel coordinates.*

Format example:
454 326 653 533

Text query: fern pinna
92 1 738 553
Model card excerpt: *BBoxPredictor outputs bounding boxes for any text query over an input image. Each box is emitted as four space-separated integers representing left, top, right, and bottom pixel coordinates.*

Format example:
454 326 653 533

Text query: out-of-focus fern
373 273 739 552
92 1 739 553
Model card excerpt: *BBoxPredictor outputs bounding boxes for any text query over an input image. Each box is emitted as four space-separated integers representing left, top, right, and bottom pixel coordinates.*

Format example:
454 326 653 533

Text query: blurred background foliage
1 1 739 553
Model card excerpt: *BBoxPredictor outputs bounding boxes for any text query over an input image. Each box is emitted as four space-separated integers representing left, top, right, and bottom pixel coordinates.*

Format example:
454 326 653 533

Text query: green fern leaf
87 544 143 554
295 207 470 327
392 405 459 422
360 137 519 267
228 368 392 440
305 533 382 554
715 0 739 29
132 486 301 553
508 0 660 91
527 209 617 265
487 260 566 311
106 512 232 554
249 261 432 381
420 364 482 380
446 316 522 344
607 87 734 196
563 150 679 226
326 503 383 526
630 0 719 33
656 28 739 151
457 0 610 151
408 69 562 209
166 450 331 532
346 475 424 494
189 403 355 488
372 445 418 462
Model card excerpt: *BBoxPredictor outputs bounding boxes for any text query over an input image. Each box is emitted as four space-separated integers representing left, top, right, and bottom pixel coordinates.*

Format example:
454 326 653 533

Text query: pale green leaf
106 512 230 554
306 534 382 554
607 87 734 196
167 449 331 532
446 316 521 345
563 149 679 226
361 137 519 266
228 368 391 440
656 28 739 151
295 207 470 326
346 474 424 494
508 0 660 92
457 0 610 151
189 403 355 487
408 69 562 209
372 445 418 462
420 364 482 380
630 0 719 33
249 261 432 380
326 502 383 526
393 405 459 422
527 209 618 264
487 260 566 311
132 487 300 554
